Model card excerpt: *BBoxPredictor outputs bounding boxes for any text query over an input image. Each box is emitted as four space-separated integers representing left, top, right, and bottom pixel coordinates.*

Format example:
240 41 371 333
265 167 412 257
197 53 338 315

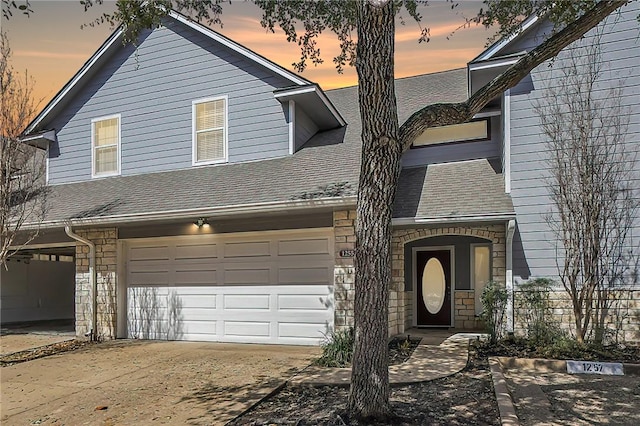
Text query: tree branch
398 0 627 150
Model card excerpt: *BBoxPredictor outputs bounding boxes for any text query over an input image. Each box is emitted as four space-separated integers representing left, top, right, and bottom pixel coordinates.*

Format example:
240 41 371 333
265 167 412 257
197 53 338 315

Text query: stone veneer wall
392 224 506 333
514 289 640 344
333 210 410 337
74 228 118 340
333 210 356 331
454 290 483 330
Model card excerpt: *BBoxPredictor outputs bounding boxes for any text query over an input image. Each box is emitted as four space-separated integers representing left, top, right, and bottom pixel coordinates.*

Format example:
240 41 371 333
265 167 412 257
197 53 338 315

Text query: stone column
333 210 356 331
74 227 118 340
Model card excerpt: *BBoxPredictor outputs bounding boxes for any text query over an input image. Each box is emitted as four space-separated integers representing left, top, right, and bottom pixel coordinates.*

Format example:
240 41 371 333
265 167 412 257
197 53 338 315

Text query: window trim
192 95 229 166
91 114 121 178
410 118 491 149
470 243 492 316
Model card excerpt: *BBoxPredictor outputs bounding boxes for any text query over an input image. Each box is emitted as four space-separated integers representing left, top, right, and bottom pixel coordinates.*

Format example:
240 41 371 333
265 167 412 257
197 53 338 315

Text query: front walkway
290 331 481 387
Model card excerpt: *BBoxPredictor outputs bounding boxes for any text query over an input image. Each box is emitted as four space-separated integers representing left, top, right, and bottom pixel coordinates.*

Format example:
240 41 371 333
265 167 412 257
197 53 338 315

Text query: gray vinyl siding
295 105 319 151
509 2 640 282
401 116 501 168
47 18 292 184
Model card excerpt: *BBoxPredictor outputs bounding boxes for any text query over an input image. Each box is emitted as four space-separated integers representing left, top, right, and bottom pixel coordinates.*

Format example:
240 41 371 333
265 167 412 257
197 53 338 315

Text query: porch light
194 217 209 228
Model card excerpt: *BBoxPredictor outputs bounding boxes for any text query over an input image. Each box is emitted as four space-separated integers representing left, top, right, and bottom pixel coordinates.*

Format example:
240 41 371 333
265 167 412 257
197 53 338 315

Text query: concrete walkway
290 332 478 387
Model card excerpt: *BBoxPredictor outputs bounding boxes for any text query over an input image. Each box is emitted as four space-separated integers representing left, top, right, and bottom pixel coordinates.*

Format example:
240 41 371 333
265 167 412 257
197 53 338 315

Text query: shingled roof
394 159 514 220
38 67 512 226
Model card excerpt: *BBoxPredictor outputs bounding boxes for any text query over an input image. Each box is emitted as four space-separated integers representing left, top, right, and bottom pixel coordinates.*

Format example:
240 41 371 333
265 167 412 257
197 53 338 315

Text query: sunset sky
3 1 497 106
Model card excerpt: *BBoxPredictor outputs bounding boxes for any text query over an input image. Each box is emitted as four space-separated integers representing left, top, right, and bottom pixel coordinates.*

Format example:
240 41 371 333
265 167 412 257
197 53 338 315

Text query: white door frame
412 245 455 328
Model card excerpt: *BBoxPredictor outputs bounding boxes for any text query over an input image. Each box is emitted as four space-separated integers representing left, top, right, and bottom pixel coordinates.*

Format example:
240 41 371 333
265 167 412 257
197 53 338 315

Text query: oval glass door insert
422 257 446 314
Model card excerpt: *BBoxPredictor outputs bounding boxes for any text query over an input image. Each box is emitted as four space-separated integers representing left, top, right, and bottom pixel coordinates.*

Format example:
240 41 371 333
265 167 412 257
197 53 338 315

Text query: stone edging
489 356 640 426
488 358 520 426
496 356 640 376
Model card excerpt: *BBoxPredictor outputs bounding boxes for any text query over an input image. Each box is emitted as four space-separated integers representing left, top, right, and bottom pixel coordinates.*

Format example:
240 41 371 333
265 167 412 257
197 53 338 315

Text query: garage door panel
129 246 170 261
128 271 170 286
278 238 330 256
224 321 271 337
224 241 271 258
174 269 217 285
126 230 334 345
175 243 218 260
223 294 270 310
180 320 217 334
178 307 218 321
278 322 330 339
170 294 216 309
278 266 331 285
224 268 270 285
278 294 330 311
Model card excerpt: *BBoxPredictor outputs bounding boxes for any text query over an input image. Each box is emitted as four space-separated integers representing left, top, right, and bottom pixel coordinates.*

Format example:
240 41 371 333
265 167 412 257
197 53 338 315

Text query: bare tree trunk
348 0 400 420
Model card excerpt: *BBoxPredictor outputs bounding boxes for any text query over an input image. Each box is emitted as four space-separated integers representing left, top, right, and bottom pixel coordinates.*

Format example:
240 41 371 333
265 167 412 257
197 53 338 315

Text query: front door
416 249 452 327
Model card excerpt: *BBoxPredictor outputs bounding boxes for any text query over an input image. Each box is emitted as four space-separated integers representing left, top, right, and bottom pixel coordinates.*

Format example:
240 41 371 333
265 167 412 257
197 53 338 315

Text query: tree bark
347 0 400 420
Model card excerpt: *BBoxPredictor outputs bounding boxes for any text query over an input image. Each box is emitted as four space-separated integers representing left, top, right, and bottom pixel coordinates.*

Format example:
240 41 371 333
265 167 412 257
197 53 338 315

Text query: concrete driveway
1 340 319 425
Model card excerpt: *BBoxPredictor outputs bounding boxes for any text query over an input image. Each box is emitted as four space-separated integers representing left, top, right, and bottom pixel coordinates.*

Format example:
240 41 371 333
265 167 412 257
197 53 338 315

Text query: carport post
65 224 98 342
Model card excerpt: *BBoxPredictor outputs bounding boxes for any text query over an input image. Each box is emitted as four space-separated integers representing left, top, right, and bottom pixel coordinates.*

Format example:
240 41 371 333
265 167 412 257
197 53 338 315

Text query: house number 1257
566 360 623 375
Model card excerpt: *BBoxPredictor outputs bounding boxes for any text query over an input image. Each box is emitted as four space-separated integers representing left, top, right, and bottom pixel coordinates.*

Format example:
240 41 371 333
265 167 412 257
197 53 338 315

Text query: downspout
505 219 516 334
65 224 97 341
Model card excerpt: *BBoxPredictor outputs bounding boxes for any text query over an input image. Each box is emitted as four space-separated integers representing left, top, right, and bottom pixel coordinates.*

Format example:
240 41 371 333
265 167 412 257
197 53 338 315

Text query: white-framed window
471 244 492 316
192 96 228 165
413 119 489 147
91 114 121 178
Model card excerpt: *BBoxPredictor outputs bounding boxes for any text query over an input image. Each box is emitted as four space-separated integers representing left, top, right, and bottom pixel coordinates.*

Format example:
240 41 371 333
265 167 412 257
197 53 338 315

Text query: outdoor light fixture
194 217 209 228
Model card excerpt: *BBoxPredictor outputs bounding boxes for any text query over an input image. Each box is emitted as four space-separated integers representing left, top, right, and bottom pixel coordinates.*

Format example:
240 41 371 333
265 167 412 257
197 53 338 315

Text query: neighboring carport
0 244 76 328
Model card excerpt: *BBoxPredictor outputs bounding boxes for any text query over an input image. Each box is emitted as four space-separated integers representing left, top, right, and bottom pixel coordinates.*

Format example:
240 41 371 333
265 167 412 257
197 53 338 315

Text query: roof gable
24 10 312 135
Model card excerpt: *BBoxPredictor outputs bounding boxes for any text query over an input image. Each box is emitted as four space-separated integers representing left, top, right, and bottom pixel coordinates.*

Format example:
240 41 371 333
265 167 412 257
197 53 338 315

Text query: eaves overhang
19 129 57 150
274 85 346 129
18 196 358 230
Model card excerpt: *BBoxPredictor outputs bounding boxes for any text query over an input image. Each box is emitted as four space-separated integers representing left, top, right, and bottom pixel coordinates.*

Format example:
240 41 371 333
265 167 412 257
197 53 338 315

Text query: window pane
196 99 225 131
197 130 224 162
414 120 488 147
95 146 118 174
474 246 491 315
95 118 119 146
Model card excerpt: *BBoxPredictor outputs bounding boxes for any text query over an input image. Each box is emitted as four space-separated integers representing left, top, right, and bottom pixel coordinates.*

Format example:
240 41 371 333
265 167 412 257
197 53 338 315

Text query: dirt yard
1 340 319 426
506 370 640 426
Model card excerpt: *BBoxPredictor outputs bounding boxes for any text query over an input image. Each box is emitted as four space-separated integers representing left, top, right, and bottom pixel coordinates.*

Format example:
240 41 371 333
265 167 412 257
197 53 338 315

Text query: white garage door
125 228 334 345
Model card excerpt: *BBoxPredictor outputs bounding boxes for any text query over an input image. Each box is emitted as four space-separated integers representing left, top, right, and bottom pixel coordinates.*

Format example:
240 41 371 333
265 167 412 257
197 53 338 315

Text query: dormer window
91 114 121 178
193 96 228 165
413 119 489 147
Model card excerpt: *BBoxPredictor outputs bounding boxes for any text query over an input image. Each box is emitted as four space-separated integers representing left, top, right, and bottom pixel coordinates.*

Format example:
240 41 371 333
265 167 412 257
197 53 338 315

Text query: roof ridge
326 67 467 93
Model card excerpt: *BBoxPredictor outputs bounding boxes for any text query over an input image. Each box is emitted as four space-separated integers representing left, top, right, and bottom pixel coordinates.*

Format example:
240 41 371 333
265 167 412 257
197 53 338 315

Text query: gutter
392 213 516 226
65 224 98 342
505 219 516 333
19 196 358 230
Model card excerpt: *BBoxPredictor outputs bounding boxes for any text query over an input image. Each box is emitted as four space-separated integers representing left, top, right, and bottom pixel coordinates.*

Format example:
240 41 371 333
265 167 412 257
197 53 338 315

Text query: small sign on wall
566 360 624 375
339 249 355 258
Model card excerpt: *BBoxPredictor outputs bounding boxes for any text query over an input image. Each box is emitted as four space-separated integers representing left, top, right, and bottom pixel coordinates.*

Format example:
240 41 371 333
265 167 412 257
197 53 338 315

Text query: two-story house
2 2 638 344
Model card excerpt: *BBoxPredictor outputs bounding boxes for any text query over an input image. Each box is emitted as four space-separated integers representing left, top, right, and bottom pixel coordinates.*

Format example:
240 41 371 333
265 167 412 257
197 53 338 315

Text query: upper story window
193 96 228 165
91 114 121 178
413 119 489 148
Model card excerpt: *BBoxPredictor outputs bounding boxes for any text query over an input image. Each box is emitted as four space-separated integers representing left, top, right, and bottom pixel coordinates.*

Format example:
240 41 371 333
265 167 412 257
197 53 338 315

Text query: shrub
480 281 507 344
515 278 564 344
315 327 354 367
